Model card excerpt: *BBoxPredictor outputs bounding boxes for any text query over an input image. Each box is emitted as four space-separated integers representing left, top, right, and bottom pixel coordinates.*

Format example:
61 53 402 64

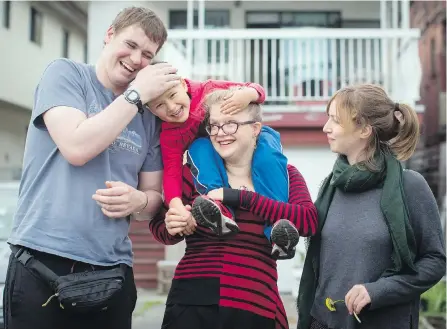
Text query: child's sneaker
271 219 300 260
191 196 239 236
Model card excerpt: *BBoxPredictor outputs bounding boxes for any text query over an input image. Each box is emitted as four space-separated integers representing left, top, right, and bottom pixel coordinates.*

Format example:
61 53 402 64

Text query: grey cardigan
305 170 446 329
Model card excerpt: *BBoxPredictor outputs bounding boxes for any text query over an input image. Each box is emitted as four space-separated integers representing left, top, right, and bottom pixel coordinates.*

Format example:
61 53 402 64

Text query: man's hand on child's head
220 87 259 115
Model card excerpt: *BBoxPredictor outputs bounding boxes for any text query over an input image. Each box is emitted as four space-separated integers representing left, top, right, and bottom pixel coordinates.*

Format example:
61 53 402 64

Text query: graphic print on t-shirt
110 127 142 155
87 100 142 156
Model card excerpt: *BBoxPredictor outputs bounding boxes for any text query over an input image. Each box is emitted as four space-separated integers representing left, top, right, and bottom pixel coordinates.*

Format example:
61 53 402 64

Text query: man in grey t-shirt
3 7 180 329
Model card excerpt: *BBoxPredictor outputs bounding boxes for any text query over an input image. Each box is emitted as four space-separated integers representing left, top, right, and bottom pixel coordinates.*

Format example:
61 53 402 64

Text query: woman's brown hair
327 84 420 171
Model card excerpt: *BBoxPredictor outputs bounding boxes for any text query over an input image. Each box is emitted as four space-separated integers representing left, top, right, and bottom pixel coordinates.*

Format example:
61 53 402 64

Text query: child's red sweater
160 79 266 206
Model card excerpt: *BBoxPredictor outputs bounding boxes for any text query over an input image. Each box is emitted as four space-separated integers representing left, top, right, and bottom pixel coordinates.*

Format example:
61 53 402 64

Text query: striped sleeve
148 205 185 245
226 164 318 236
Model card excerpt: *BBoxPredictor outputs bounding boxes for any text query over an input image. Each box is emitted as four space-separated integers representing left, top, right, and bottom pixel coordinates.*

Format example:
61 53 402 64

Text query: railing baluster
288 39 294 101
271 38 277 101
210 40 217 80
365 38 372 84
279 39 286 101
305 39 311 100
314 39 321 100
330 38 337 96
262 39 268 98
357 38 364 83
228 39 234 81
219 39 225 80
291 39 298 101
340 39 346 88
348 38 355 86
245 39 251 83
254 39 260 84
374 38 380 84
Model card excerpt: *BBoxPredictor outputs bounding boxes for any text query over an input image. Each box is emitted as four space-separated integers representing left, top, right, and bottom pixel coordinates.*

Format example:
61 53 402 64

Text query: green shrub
420 278 446 317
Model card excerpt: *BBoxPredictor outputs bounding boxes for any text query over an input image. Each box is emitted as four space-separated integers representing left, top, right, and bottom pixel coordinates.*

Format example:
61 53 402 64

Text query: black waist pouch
12 246 126 313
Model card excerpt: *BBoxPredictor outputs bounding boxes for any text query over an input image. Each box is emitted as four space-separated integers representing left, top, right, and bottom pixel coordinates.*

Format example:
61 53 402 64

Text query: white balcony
165 27 421 110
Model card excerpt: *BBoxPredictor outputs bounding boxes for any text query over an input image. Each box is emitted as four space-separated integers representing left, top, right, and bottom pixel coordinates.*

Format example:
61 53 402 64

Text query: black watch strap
137 101 144 114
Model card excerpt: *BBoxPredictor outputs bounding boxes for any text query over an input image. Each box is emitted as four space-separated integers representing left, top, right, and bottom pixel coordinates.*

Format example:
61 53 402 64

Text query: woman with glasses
186 102 300 260
149 88 318 329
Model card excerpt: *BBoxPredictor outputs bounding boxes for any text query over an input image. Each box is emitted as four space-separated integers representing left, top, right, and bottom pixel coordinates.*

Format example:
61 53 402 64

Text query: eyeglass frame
205 120 257 136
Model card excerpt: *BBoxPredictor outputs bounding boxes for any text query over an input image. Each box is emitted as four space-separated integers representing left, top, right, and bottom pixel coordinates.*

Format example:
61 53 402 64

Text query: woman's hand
345 284 371 315
178 204 197 236
207 188 224 201
165 206 195 236
220 87 259 115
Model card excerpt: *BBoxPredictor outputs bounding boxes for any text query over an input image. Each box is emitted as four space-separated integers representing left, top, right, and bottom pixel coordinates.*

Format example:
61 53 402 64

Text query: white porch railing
166 28 421 106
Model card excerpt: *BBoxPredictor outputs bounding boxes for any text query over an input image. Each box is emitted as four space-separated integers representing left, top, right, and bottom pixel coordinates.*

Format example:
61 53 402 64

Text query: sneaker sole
271 219 300 255
192 197 240 236
192 197 222 235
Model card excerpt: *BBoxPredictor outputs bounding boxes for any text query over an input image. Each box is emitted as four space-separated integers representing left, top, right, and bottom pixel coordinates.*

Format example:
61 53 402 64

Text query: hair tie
392 102 404 125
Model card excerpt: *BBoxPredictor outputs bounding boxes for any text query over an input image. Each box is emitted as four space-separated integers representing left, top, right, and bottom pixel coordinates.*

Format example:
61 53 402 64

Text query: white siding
150 0 380 28
277 146 337 294
0 103 30 180
87 1 168 64
0 1 86 111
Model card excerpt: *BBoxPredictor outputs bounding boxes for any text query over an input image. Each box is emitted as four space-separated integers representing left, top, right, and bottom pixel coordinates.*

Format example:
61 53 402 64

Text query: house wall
162 0 381 28
411 0 446 144
0 1 87 111
0 1 86 177
0 101 30 180
410 0 446 204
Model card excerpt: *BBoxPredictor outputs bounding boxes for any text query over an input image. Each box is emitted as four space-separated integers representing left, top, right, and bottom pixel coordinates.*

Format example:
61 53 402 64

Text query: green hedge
420 279 446 317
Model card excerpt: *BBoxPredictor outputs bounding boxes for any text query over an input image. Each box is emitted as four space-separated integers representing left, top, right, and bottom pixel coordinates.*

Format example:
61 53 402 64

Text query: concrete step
134 273 158 289
133 258 158 276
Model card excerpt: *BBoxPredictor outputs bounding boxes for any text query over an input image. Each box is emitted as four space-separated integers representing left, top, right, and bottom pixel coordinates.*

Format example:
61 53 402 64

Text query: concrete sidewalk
132 289 297 329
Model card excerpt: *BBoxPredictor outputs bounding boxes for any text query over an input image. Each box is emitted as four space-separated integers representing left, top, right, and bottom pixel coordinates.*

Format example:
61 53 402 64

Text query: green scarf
297 152 417 329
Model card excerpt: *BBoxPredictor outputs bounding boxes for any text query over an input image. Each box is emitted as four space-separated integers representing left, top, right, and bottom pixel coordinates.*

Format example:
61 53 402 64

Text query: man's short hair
111 7 167 52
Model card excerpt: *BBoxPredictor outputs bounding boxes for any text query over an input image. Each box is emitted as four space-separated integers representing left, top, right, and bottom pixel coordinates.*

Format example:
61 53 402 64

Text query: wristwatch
124 87 144 114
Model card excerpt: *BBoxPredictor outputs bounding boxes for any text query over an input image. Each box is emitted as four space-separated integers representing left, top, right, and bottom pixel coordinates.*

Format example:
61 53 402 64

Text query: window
342 20 380 28
2 1 10 28
245 11 341 28
62 29 69 58
169 10 230 63
430 38 436 77
30 7 42 45
169 10 230 29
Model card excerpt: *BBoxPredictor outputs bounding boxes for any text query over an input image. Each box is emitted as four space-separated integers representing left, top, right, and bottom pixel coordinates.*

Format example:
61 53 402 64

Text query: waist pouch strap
10 245 127 313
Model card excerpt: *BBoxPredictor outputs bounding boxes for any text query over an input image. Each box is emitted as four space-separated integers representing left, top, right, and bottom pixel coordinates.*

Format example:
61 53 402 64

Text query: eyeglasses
205 121 257 136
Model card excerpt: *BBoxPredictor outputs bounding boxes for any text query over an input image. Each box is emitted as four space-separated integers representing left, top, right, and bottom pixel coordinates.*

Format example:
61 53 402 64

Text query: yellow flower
325 297 336 311
325 297 362 324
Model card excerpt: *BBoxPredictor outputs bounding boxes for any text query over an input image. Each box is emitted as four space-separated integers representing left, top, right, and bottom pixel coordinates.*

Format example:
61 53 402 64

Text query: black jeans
3 246 137 329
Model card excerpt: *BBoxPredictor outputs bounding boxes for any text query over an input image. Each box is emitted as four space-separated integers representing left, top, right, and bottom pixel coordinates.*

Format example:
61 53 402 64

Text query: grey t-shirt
8 58 163 267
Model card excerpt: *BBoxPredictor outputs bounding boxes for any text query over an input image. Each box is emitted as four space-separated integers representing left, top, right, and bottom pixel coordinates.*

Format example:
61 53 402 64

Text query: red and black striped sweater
149 163 318 329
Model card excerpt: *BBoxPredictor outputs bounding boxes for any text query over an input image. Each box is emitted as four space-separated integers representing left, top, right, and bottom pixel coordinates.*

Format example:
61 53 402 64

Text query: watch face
126 89 139 102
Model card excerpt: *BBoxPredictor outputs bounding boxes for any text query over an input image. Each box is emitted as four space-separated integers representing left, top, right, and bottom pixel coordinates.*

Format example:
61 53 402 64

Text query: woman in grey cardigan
297 84 446 329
